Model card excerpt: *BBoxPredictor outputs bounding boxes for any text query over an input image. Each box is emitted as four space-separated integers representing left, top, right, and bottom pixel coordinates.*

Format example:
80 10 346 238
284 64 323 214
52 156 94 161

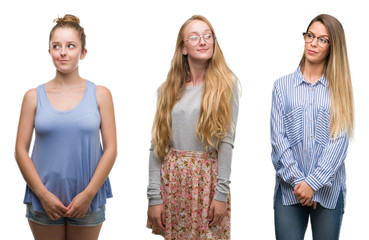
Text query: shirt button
309 119 312 122
310 103 312 106
310 135 313 138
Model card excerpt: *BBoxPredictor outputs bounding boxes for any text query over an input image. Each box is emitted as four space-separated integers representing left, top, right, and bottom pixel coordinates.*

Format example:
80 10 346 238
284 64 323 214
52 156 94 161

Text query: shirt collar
294 66 328 87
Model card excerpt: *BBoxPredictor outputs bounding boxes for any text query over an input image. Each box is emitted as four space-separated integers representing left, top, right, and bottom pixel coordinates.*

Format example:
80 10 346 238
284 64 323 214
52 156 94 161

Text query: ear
80 48 87 60
182 45 188 55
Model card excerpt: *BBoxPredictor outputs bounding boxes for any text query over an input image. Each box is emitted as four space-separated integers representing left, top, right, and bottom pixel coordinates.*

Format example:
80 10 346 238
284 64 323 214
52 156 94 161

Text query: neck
302 60 325 85
53 68 84 87
187 58 208 86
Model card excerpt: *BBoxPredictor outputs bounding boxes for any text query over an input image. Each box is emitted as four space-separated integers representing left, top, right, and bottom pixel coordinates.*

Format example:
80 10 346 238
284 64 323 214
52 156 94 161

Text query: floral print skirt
147 148 231 240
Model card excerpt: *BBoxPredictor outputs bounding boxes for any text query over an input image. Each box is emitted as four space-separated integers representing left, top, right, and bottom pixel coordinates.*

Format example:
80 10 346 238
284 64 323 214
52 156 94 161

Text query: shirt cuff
148 198 163 206
213 191 229 202
292 177 305 188
304 174 323 192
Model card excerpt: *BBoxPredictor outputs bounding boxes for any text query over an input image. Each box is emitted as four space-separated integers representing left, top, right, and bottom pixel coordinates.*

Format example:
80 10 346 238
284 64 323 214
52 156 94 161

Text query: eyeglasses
184 33 215 46
303 32 330 47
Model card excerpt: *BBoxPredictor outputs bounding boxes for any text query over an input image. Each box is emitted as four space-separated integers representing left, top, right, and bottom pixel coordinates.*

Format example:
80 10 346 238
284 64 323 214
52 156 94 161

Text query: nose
60 46 67 56
199 36 206 45
310 37 318 47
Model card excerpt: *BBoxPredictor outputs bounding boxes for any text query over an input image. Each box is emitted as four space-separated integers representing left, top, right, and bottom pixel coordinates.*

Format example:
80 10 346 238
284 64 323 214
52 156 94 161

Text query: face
49 27 87 74
304 21 330 65
182 20 214 63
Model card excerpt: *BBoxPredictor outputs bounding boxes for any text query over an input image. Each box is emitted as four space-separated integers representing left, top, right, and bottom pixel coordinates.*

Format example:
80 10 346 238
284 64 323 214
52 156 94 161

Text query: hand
293 181 315 206
306 200 318 209
64 191 94 218
148 204 166 230
208 199 227 227
38 190 68 220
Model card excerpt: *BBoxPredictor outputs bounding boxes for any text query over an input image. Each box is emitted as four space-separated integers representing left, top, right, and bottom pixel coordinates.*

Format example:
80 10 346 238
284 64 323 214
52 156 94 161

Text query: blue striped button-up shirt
270 67 349 209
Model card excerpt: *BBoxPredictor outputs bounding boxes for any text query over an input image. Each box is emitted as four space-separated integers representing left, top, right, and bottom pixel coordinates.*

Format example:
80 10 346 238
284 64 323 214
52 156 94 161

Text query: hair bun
54 14 80 25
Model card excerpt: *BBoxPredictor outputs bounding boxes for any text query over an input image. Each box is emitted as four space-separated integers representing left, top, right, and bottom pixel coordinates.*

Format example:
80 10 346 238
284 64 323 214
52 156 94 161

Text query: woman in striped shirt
271 14 354 240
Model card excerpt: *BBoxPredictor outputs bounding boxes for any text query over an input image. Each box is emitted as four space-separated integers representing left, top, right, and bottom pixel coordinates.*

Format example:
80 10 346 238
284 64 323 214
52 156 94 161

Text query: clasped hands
293 181 317 209
39 190 93 220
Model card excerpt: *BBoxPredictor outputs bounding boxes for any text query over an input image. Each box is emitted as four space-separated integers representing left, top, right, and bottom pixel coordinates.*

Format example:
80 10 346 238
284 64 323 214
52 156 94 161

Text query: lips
197 48 208 52
307 50 318 55
59 60 69 64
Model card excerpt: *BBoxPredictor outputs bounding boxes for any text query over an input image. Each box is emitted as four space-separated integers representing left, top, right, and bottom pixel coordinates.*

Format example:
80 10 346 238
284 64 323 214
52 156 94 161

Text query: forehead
308 21 329 36
184 20 211 35
51 27 80 42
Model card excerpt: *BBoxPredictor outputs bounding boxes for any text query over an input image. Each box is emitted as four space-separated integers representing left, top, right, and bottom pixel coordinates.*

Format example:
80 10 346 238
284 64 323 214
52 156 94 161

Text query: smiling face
182 20 214 63
304 21 330 65
49 27 87 74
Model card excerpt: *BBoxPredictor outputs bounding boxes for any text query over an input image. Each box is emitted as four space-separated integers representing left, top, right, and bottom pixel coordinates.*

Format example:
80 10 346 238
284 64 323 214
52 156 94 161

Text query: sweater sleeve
147 87 164 206
147 144 163 206
213 83 239 202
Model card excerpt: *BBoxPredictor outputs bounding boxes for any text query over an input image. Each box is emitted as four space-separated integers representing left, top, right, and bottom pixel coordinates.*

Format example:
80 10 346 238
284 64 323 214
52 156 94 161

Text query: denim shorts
26 203 105 227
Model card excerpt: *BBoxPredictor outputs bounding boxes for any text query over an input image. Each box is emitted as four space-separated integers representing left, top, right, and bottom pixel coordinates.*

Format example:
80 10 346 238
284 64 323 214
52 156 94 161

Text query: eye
188 35 200 41
307 33 315 39
52 45 60 49
68 44 75 49
204 34 212 40
319 38 329 44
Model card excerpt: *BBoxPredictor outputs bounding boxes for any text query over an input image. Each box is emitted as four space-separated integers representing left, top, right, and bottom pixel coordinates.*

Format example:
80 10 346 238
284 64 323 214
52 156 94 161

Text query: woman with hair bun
15 14 117 240
147 15 239 240
271 14 354 240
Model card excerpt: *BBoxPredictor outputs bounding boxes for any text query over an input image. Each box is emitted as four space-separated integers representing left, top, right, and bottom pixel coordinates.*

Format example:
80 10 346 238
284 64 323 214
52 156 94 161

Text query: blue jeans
274 187 344 240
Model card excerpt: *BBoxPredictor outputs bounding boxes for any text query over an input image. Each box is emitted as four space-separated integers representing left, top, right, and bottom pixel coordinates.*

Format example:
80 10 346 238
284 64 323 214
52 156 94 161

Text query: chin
306 56 326 65
197 55 212 61
57 66 78 74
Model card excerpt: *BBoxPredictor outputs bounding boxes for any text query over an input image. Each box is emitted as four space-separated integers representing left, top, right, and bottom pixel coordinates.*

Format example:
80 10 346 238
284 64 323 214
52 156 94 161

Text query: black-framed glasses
184 33 215 46
303 32 330 47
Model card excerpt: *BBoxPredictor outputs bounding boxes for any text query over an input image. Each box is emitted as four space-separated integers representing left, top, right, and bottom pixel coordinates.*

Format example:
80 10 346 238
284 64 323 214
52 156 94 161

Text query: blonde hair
152 15 238 159
299 14 354 138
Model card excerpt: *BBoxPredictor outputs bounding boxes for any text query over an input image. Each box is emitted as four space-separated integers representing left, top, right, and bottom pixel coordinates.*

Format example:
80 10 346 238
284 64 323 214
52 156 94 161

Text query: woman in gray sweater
147 15 239 240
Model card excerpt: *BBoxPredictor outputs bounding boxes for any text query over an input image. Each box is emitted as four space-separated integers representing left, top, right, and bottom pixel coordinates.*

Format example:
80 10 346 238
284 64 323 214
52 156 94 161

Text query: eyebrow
308 31 329 38
50 41 78 44
188 30 212 35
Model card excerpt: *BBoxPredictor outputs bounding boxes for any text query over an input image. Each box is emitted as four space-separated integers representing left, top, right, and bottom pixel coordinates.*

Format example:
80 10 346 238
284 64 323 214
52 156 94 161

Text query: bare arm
15 89 68 220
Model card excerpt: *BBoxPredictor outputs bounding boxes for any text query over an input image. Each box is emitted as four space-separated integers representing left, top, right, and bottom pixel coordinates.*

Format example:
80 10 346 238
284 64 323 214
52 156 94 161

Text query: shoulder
24 88 37 97
96 85 112 97
96 85 114 108
155 84 164 101
274 72 295 86
228 73 240 100
20 88 37 114
156 83 165 95
273 71 297 94
23 88 37 105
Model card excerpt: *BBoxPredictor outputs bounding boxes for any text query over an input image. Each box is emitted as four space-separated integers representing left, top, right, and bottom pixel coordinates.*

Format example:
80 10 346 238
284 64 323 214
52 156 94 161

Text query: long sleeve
270 82 305 187
147 88 163 206
271 68 348 209
213 84 239 202
213 142 233 202
147 144 163 206
305 131 349 191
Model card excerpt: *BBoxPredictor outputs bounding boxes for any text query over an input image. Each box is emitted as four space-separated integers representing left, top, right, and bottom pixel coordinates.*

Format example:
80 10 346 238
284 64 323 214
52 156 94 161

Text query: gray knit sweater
147 82 239 206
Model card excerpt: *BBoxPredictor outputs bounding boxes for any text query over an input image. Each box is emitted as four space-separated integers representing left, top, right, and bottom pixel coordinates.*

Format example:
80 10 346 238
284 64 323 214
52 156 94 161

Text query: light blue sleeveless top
24 80 112 213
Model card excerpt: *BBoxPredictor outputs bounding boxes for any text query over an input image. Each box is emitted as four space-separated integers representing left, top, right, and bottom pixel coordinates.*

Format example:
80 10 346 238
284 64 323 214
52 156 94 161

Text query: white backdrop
1 0 368 239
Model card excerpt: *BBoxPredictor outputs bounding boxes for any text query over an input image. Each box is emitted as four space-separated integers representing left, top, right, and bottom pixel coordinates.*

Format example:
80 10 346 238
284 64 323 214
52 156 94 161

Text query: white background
1 0 368 239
